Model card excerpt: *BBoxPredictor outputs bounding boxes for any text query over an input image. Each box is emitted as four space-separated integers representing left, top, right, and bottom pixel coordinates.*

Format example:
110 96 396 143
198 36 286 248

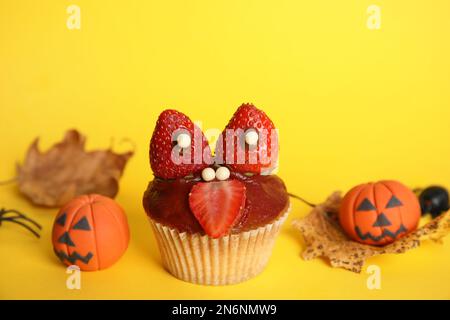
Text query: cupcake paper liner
148 206 290 285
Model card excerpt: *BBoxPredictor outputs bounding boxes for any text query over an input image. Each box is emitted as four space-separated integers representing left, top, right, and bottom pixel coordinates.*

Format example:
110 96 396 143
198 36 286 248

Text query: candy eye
201 167 215 181
176 133 191 148
72 216 91 231
245 130 258 146
386 195 403 208
56 213 67 226
356 198 376 211
215 166 230 181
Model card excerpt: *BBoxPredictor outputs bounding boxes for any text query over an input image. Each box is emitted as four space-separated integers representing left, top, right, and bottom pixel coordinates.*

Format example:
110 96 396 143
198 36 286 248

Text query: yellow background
1 0 450 299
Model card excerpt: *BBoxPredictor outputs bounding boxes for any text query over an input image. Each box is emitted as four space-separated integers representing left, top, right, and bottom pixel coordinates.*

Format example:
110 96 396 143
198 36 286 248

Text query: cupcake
143 104 290 285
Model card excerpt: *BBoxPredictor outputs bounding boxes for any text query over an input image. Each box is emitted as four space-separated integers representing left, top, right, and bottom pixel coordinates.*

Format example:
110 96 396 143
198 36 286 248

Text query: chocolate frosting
143 173 289 234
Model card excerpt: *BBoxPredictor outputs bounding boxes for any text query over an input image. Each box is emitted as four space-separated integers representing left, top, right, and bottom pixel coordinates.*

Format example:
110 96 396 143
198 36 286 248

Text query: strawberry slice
189 180 246 238
150 109 212 179
216 103 278 174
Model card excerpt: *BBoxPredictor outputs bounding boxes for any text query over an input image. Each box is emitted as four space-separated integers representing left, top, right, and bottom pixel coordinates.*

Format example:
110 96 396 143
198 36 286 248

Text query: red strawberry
189 180 246 238
216 103 278 174
150 109 212 179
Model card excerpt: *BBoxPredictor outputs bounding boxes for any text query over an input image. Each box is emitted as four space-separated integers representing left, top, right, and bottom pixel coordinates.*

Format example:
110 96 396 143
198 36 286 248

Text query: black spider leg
0 208 42 238
1 209 42 229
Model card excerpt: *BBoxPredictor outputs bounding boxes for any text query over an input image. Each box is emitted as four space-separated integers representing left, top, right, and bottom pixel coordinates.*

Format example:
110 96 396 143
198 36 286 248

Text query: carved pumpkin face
339 180 420 246
52 194 130 271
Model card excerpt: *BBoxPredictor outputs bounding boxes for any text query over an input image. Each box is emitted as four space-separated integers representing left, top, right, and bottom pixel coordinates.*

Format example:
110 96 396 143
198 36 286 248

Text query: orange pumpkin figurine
339 180 420 246
52 194 130 271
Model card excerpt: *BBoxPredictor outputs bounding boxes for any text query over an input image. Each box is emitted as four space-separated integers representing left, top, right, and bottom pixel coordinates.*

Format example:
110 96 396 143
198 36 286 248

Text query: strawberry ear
215 103 278 174
149 109 212 179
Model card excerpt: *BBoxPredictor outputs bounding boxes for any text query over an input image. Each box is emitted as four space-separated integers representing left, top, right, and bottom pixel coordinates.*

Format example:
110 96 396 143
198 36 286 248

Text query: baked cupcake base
149 206 290 285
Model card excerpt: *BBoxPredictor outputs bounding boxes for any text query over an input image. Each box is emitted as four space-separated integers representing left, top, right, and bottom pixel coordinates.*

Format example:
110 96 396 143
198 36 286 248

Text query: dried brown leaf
17 130 133 207
292 192 450 273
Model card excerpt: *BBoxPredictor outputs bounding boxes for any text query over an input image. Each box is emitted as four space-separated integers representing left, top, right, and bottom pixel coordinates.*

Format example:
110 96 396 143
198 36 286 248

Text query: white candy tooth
201 167 215 182
215 166 230 181
177 133 191 148
245 130 259 146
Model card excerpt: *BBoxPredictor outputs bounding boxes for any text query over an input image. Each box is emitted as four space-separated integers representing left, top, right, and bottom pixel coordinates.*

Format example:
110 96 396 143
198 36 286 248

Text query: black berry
418 186 449 218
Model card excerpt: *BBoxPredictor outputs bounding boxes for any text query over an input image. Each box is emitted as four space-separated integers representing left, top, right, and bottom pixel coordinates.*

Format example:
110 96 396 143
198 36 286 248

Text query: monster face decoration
52 194 130 271
339 180 421 245
54 213 94 264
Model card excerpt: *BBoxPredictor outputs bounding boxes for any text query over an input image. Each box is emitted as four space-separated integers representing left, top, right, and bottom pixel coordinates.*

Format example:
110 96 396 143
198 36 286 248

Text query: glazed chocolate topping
143 173 289 234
